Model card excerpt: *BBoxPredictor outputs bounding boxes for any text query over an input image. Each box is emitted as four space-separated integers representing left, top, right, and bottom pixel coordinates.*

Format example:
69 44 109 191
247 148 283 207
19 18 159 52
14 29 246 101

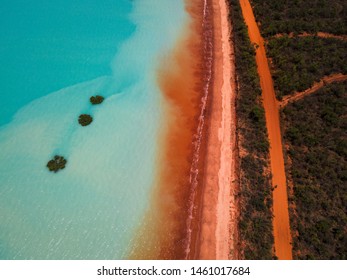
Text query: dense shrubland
282 82 347 259
228 0 274 259
231 0 347 260
266 37 347 99
250 0 347 37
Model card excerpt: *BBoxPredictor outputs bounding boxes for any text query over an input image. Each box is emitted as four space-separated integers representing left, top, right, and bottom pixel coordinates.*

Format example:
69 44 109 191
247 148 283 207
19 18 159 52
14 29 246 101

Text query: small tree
249 106 264 122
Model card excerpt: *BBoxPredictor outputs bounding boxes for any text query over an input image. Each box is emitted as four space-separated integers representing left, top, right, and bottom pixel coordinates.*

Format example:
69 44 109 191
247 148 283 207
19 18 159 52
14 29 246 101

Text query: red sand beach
196 0 238 260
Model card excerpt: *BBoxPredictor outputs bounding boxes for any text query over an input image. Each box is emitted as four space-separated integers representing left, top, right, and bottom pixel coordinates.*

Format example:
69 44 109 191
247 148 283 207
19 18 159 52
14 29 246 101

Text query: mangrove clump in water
47 155 67 173
78 114 93 126
90 95 104 105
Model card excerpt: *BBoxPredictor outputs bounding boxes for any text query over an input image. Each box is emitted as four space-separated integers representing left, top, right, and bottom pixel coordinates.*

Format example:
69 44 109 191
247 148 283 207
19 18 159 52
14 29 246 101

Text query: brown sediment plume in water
239 0 293 259
128 0 213 259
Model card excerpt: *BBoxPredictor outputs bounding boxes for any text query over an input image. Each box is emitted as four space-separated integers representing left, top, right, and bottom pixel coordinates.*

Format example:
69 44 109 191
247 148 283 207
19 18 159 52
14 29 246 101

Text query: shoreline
128 0 239 259
129 0 212 259
196 0 239 259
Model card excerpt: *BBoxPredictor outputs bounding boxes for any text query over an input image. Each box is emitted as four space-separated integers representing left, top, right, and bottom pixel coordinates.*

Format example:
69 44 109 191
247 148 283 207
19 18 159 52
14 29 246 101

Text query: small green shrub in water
90 95 104 105
78 114 93 126
47 155 67 173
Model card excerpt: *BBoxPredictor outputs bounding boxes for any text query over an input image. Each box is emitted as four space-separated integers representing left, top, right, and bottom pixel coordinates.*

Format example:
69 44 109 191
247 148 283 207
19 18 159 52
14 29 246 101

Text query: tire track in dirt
280 73 347 108
272 32 347 41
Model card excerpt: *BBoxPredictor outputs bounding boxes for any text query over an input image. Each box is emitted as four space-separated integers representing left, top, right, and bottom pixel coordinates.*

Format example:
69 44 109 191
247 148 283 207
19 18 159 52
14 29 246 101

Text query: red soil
239 0 293 259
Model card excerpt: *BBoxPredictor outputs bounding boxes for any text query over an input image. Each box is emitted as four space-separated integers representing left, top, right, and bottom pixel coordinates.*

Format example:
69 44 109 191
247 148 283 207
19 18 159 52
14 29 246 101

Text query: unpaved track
239 0 292 259
272 32 347 41
280 73 347 108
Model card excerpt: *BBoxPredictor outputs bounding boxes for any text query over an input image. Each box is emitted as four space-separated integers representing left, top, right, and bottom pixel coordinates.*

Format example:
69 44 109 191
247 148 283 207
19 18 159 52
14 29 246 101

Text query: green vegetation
282 82 347 259
228 0 274 259
266 37 347 99
251 0 347 37
78 114 93 126
90 95 104 105
47 155 67 173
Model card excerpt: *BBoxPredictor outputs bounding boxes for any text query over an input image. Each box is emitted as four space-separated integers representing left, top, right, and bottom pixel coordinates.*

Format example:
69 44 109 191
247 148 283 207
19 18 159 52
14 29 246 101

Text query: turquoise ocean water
0 0 187 259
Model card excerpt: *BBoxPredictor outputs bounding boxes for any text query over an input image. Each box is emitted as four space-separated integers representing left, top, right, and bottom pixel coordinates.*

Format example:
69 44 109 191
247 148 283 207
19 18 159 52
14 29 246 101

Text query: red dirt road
239 0 292 259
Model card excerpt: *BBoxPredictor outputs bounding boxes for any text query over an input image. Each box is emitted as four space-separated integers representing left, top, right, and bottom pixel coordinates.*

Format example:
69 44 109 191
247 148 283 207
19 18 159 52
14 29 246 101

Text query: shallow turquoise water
0 0 134 125
0 0 188 259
